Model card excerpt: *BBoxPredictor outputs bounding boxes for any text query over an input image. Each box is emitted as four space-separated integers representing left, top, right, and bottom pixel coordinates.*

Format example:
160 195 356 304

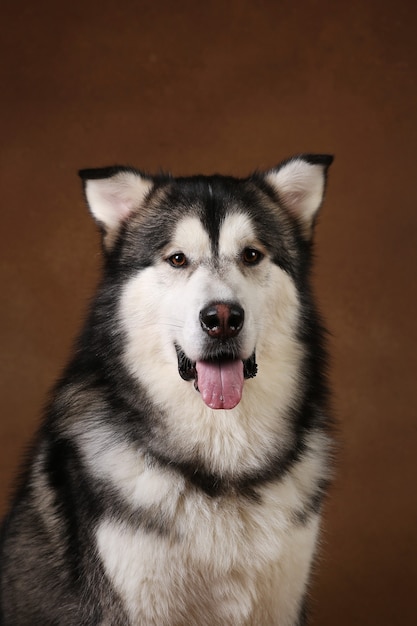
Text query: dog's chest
94 465 319 625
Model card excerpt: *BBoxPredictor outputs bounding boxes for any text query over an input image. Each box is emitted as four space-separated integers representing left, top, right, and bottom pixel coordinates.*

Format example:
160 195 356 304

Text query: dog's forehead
122 175 291 269
164 176 265 254
170 212 257 257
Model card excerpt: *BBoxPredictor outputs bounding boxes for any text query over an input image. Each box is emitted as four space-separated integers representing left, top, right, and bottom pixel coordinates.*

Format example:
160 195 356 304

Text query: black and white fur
0 154 333 625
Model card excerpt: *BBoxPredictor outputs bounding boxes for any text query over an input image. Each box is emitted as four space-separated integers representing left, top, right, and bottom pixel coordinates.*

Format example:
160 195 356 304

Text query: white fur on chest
91 441 323 625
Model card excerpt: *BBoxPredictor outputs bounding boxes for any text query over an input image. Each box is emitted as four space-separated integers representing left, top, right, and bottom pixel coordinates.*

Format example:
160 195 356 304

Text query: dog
0 154 333 625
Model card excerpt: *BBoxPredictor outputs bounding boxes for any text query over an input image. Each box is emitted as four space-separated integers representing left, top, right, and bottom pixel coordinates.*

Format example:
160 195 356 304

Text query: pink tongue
195 360 244 409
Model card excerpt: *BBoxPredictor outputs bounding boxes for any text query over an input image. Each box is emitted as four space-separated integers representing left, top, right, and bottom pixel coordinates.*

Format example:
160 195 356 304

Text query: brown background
1 0 416 624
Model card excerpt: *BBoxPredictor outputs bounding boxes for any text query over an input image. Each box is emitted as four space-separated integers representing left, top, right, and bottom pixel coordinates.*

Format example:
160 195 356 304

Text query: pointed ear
265 154 333 239
79 166 153 249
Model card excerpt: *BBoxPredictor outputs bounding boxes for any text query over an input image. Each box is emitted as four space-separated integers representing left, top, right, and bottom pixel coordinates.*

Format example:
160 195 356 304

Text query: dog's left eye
168 253 188 268
242 248 263 265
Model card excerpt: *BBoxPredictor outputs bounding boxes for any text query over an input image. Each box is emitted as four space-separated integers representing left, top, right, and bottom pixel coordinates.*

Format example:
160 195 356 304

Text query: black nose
200 302 244 339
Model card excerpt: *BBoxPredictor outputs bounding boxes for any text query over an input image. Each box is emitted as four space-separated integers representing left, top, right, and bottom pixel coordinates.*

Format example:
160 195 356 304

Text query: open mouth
176 346 257 410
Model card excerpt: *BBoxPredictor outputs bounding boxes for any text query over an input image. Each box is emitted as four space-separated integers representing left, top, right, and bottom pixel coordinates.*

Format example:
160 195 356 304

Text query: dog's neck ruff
175 346 257 410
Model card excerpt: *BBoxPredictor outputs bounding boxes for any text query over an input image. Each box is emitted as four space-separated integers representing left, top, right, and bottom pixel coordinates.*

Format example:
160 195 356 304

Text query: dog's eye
168 253 188 268
242 248 263 266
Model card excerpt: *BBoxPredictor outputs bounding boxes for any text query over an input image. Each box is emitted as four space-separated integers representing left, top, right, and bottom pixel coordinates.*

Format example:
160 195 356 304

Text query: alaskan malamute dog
0 154 333 625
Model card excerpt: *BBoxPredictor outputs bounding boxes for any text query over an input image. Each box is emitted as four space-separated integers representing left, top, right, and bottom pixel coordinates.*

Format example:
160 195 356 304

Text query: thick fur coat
0 154 333 625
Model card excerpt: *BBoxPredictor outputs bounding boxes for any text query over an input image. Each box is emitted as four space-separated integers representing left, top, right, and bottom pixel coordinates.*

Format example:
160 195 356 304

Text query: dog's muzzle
175 300 257 410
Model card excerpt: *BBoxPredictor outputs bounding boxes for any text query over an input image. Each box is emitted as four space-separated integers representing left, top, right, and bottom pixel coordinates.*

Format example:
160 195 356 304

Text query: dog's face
80 156 332 415
120 205 297 412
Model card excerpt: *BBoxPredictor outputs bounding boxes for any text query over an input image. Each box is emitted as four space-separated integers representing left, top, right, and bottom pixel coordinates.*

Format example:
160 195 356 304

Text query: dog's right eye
168 253 188 268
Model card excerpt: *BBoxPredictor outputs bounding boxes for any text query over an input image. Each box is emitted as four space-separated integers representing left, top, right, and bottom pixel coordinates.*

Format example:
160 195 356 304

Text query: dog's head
80 155 332 412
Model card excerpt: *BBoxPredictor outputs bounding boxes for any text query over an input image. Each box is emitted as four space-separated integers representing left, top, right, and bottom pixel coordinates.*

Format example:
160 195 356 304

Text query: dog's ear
265 154 333 239
79 167 153 250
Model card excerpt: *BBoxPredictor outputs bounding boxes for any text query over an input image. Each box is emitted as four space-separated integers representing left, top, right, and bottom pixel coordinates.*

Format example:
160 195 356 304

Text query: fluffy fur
0 154 333 625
